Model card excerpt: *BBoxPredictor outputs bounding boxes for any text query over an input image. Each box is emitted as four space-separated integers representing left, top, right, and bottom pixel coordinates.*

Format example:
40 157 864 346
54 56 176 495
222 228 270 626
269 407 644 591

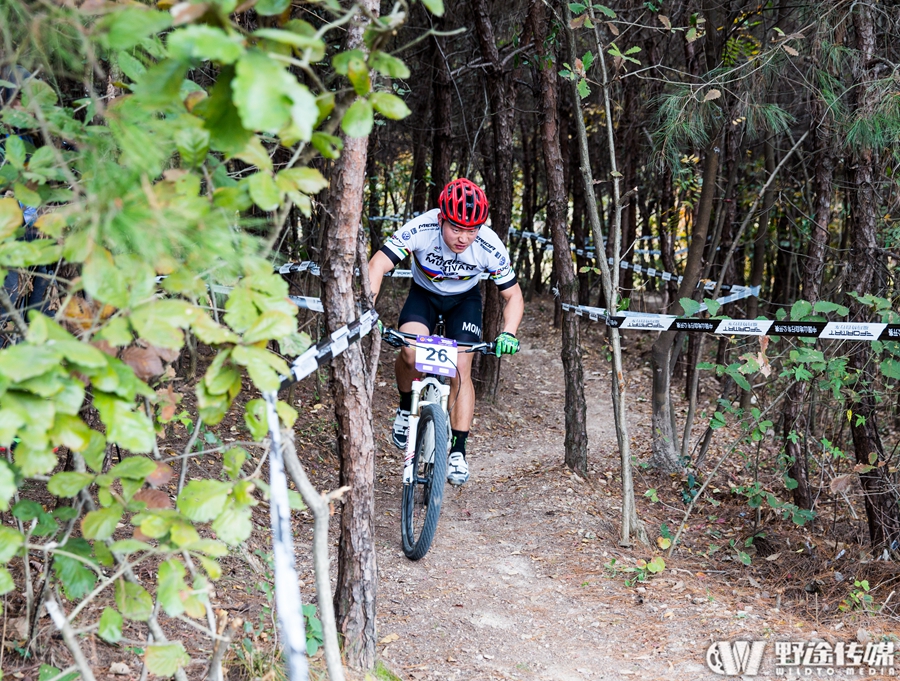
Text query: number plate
414 336 458 377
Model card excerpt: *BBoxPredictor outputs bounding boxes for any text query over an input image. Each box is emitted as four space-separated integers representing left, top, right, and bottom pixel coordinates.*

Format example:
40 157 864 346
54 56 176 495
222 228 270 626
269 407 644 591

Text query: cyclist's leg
396 283 438 391
443 285 482 431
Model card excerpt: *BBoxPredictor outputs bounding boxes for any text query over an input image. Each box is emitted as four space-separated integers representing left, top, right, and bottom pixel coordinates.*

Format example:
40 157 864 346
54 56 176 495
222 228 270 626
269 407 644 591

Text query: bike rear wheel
401 403 448 560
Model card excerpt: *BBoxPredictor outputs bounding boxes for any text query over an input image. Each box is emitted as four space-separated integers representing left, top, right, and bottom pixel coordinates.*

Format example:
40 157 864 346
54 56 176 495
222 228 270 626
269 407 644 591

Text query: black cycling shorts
398 283 483 343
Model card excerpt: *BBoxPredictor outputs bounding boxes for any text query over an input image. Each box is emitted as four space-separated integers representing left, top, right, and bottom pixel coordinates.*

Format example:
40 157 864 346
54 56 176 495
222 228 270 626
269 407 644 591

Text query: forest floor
283 290 900 681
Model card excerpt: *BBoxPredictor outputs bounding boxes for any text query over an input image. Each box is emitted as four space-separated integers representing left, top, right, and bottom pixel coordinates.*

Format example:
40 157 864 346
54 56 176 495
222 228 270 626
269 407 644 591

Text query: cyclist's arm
367 250 395 302
499 282 524 335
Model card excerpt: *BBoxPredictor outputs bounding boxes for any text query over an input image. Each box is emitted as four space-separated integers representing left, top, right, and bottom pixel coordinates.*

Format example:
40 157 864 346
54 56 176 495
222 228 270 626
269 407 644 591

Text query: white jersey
380 209 517 295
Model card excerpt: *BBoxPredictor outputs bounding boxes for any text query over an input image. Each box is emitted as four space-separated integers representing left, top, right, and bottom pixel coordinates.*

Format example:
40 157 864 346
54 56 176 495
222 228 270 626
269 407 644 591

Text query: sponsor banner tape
282 309 379 388
560 303 898 341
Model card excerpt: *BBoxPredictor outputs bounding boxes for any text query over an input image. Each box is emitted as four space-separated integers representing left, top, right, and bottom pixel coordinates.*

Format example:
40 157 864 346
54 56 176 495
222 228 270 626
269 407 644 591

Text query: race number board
415 336 458 377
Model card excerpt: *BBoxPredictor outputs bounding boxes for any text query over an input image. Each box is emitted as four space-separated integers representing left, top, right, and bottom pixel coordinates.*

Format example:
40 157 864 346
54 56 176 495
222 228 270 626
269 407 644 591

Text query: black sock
450 430 468 456
399 390 412 412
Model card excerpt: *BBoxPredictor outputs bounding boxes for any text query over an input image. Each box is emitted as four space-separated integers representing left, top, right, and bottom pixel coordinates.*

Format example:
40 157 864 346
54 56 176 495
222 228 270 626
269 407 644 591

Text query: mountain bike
381 320 495 560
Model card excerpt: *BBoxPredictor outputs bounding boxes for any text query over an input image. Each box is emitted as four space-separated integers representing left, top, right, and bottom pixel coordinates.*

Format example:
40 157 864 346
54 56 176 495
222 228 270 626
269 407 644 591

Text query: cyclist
368 178 524 486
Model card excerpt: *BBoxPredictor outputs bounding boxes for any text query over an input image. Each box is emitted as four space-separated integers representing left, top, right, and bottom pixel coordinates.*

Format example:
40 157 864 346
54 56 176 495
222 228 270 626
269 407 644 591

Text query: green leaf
247 172 282 212
347 57 371 97
197 67 252 155
0 566 14 595
110 456 158 481
275 167 328 195
569 2 587 12
38 665 78 681
0 197 23 240
370 92 411 120
5 136 27 169
576 78 590 99
0 460 16 512
234 136 273 172
0 344 62 382
93 394 156 453
158 559 188 617
233 50 317 140
813 300 849 316
231 345 289 391
646 556 665 573
49 413 93 452
177 480 232 522
145 642 191 677
167 26 244 64
881 358 900 380
116 51 147 82
790 299 813 320
211 502 252 545
341 99 374 138
369 51 410 78
83 248 129 308
0 526 24 563
704 299 721 316
255 0 290 15
47 471 94 498
223 447 246 479
175 126 211 168
115 578 154 621
311 132 343 159
253 28 323 53
594 4 617 17
243 310 297 344
53 539 96 600
244 399 268 440
13 182 41 207
81 504 124 541
98 7 173 51
680 297 702 317
52 339 108 369
710 411 727 430
421 0 444 15
82 430 108 473
99 607 124 643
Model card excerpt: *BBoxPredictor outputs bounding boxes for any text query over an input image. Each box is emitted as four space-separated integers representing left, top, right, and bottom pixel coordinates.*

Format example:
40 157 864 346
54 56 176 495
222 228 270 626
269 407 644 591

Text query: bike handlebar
381 328 496 355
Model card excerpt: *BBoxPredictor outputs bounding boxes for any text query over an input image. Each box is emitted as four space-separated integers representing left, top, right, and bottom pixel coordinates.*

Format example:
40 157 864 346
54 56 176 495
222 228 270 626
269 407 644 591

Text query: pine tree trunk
530 0 588 475
323 1 380 669
430 33 453 207
649 145 720 472
472 0 517 401
845 1 900 552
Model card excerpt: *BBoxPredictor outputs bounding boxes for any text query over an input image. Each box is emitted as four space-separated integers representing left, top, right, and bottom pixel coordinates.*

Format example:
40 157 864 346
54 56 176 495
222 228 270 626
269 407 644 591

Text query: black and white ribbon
281 309 380 388
560 303 900 341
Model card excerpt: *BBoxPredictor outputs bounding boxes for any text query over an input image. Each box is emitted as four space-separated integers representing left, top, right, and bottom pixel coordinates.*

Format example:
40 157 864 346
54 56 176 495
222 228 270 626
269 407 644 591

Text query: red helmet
438 178 489 228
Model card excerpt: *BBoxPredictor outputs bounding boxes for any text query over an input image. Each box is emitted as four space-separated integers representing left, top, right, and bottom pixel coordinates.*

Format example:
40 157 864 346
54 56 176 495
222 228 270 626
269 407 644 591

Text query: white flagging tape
508 228 688 256
559 301 900 341
263 390 311 681
282 309 380 387
260 308 379 679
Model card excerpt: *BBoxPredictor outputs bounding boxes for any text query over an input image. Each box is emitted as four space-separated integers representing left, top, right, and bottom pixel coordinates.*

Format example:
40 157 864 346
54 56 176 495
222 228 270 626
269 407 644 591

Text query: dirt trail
305 298 818 681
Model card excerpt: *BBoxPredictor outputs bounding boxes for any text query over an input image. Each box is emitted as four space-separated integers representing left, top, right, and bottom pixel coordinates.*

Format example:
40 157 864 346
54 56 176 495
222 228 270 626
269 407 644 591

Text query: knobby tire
401 403 448 560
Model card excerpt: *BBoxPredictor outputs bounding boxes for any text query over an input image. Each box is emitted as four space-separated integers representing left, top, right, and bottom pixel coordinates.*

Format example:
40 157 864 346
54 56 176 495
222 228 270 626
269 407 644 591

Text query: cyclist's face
441 217 479 253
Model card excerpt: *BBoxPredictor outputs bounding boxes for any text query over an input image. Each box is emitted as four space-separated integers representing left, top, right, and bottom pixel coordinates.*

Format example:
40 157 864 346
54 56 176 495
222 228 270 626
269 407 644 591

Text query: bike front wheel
401 403 448 560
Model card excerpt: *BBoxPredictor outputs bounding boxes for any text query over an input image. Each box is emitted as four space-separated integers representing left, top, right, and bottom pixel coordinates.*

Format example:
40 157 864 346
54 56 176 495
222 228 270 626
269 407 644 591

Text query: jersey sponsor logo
476 237 496 253
402 231 411 240
461 321 481 335
423 251 479 273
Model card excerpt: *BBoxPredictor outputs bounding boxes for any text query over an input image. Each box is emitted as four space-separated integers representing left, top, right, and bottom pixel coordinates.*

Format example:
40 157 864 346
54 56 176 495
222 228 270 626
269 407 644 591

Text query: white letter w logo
706 641 766 676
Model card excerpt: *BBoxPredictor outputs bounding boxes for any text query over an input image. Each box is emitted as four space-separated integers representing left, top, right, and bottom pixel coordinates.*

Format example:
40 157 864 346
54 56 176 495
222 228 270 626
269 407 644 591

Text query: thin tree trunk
323 0 380 668
430 33 453 207
846 1 900 552
566 3 646 544
649 144 720 472
472 0 517 400
530 0 588 477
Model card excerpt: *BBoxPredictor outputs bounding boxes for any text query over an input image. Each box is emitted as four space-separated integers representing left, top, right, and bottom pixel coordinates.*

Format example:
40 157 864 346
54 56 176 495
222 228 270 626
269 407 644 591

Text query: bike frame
403 376 450 484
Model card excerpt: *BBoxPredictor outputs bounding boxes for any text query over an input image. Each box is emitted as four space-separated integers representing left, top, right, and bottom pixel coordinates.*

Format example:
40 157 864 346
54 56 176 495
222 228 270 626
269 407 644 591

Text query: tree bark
845 1 900 552
529 0 588 476
472 0 518 400
649 144 720 472
430 32 453 207
322 0 381 669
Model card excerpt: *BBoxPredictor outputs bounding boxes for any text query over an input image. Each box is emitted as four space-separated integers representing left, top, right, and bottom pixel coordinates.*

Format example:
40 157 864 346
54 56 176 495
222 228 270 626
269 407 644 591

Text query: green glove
494 332 519 357
376 318 385 334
